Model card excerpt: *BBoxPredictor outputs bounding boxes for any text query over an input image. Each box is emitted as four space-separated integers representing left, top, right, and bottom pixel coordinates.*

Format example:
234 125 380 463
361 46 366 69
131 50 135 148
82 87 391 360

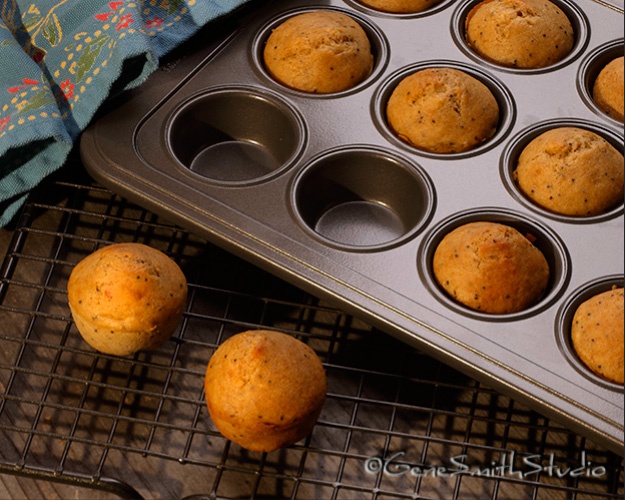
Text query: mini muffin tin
80 0 624 453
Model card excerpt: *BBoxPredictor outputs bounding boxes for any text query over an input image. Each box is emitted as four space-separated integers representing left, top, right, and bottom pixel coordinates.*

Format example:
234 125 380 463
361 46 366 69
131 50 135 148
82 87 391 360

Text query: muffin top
432 221 550 314
263 11 373 94
386 67 499 153
204 329 327 452
593 56 624 122
513 127 624 217
68 242 187 335
465 0 574 69
357 0 443 14
571 287 624 384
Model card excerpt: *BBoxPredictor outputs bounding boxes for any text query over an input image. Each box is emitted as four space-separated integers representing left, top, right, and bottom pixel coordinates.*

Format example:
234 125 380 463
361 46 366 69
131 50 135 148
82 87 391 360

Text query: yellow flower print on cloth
0 0 252 226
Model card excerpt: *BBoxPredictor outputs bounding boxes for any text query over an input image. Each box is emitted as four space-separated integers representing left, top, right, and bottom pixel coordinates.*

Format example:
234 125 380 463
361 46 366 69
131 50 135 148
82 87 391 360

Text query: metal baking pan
80 0 624 454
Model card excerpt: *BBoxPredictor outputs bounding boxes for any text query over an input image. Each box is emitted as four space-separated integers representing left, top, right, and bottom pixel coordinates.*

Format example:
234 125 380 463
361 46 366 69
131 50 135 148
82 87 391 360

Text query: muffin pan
80 0 624 453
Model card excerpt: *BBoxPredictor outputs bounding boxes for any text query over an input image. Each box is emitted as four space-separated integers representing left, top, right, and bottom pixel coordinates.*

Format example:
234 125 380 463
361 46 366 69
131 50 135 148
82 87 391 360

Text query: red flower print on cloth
7 78 40 94
94 1 126 22
145 17 164 29
94 12 113 21
60 79 75 101
0 116 11 131
116 13 134 31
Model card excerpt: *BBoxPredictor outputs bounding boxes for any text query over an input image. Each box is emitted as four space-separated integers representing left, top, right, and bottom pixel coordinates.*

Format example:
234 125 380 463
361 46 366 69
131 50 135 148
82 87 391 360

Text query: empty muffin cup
577 39 625 123
167 87 305 184
555 275 624 390
292 147 435 250
419 208 570 320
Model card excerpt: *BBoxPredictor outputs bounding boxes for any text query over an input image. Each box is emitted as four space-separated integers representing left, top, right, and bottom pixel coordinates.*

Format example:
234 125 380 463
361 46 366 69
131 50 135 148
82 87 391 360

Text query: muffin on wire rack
204 329 327 452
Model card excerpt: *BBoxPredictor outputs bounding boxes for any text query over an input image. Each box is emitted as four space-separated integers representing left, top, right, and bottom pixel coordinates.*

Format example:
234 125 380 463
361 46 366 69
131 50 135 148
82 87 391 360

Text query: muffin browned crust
513 127 624 217
386 67 499 153
263 11 373 94
432 222 550 314
204 330 327 452
571 287 624 384
465 0 574 69
593 56 624 122
358 0 443 14
67 243 187 356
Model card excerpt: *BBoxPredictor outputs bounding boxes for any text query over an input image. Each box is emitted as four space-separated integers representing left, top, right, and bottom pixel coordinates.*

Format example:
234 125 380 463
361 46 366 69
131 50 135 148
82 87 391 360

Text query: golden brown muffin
204 330 327 452
465 0 574 69
571 287 624 384
386 67 499 154
67 243 187 356
593 56 624 122
357 0 443 13
263 11 373 94
513 127 624 217
432 221 550 314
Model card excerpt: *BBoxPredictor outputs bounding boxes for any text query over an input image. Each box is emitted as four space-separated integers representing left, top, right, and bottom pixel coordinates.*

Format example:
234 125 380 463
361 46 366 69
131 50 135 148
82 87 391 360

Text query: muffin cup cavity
418 208 570 321
451 0 589 74
577 39 625 125
501 118 625 223
252 7 389 97
555 276 624 391
373 61 515 159
167 87 306 185
292 147 435 251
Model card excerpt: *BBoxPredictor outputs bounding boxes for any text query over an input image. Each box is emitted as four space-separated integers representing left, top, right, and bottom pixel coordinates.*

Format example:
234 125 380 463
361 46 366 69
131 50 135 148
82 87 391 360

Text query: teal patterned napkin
0 0 251 226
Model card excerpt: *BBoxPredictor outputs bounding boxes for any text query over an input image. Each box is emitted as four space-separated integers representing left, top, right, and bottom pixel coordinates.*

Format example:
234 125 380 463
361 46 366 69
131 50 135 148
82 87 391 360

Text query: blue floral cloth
0 0 251 226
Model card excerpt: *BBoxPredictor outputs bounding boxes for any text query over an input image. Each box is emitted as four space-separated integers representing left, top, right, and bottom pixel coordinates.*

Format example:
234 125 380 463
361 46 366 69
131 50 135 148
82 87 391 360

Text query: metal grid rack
1 160 623 499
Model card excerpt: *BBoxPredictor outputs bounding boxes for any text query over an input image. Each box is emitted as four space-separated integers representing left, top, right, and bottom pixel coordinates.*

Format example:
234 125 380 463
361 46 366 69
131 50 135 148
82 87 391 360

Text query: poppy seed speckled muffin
513 127 624 217
357 0 443 13
593 56 624 122
263 11 374 94
67 243 187 356
386 67 499 154
571 287 624 384
432 221 550 314
204 330 327 452
465 0 574 69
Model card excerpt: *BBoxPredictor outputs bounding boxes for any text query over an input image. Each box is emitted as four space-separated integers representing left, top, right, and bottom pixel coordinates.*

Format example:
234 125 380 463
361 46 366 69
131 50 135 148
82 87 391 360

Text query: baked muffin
386 67 499 153
593 56 624 122
204 330 327 452
432 221 550 314
513 127 624 217
571 287 624 384
357 0 443 13
263 11 373 94
67 243 187 356
465 0 574 69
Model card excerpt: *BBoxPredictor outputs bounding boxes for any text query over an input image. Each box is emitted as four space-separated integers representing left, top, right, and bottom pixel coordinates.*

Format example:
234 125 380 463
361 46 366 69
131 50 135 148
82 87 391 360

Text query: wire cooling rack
1 160 623 499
